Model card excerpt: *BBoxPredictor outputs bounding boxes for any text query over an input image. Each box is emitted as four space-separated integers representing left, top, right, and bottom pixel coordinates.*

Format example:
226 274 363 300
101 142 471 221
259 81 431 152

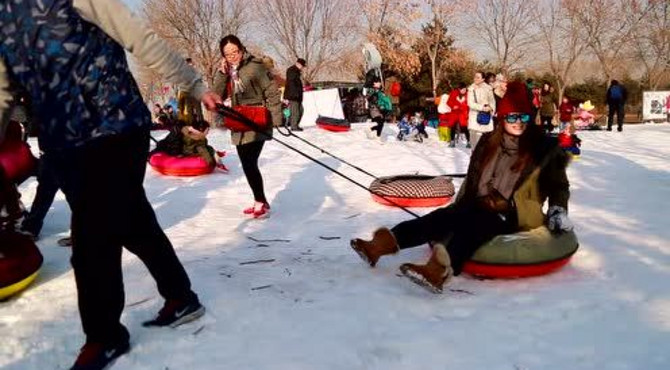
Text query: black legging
237 141 267 203
391 203 515 275
369 116 384 137
540 116 553 133
450 125 470 142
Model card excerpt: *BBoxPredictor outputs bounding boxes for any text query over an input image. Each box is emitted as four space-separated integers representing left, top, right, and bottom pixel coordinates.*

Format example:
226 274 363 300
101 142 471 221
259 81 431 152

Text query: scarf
477 133 522 200
228 63 245 94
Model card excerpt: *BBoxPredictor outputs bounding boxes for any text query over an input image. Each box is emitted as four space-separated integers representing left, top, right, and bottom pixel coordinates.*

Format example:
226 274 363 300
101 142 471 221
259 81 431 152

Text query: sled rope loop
217 105 465 218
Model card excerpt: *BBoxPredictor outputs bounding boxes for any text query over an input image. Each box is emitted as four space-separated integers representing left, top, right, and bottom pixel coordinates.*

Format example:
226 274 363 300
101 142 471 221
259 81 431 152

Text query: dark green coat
213 54 282 146
456 133 570 231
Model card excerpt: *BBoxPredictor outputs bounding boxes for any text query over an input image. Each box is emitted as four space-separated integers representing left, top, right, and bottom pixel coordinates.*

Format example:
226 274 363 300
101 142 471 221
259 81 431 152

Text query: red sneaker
70 337 130 370
216 150 227 158
216 163 229 173
253 203 271 219
244 202 270 216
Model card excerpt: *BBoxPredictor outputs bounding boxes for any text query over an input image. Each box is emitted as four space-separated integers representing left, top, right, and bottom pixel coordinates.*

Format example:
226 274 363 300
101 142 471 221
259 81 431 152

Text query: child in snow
411 111 429 140
396 112 425 142
557 122 581 157
437 92 451 143
574 100 596 130
396 112 412 141
181 119 228 171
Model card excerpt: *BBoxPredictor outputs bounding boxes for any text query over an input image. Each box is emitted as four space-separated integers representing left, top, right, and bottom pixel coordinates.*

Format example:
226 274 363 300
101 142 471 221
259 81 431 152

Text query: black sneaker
58 236 73 247
70 338 130 370
142 298 205 328
617 126 622 132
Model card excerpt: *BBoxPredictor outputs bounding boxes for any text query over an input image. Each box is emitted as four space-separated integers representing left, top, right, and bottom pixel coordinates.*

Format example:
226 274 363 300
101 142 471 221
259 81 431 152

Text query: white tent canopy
299 88 345 127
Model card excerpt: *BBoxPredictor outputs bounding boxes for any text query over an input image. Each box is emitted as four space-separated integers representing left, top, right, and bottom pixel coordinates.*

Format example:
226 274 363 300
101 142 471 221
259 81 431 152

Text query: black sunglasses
504 113 531 124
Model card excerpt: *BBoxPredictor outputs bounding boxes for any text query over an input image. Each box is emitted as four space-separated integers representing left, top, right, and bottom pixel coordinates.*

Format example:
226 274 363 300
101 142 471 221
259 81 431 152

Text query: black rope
218 105 424 217
278 124 467 179
283 129 379 179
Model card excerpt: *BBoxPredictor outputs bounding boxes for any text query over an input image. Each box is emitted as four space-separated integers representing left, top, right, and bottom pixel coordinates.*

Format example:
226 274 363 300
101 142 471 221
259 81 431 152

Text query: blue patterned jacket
0 0 150 151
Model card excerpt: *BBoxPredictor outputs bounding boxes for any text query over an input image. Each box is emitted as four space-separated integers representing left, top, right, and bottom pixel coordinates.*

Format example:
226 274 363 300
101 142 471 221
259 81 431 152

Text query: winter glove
547 205 574 234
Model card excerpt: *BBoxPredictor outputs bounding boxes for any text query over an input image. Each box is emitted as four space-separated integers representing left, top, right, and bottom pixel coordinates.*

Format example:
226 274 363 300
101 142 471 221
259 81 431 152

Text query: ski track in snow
2 123 670 369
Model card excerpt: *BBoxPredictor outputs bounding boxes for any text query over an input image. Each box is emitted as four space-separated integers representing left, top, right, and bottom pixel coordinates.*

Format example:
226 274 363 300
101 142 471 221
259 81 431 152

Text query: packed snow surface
3 123 669 369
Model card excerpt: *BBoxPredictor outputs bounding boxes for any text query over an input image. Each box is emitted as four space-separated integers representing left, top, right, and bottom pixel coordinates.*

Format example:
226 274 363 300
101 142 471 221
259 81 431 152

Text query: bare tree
359 0 423 78
252 0 360 82
563 0 649 81
134 62 170 104
628 0 670 89
468 0 536 74
142 0 247 86
531 0 588 101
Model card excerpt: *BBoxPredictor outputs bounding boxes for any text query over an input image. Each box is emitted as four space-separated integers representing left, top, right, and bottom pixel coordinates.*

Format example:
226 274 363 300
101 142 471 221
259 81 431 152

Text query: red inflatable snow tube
369 175 455 208
462 257 573 279
316 115 350 132
149 152 214 176
317 123 350 132
371 194 451 208
0 123 37 183
0 230 43 300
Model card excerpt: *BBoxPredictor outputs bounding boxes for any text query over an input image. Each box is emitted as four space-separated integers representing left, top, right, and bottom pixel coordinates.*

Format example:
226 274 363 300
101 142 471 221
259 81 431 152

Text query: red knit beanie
497 81 533 117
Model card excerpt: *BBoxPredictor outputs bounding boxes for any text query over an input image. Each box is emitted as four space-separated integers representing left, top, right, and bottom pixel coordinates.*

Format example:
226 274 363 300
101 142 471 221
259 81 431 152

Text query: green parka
213 53 282 146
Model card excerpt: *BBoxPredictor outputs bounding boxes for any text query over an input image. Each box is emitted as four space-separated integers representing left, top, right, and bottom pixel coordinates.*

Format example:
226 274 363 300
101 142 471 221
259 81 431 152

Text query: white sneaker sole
169 306 206 328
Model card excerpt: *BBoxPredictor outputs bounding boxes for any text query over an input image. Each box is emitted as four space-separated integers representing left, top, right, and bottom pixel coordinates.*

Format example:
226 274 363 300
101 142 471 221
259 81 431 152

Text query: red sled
316 115 350 132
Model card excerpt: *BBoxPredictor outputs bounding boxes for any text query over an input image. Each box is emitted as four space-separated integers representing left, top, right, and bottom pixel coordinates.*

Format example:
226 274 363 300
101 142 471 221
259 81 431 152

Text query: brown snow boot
350 227 399 267
399 243 453 294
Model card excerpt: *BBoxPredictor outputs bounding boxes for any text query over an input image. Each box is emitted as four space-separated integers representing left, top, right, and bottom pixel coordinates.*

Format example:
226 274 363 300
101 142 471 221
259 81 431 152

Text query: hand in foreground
547 205 574 233
201 91 223 111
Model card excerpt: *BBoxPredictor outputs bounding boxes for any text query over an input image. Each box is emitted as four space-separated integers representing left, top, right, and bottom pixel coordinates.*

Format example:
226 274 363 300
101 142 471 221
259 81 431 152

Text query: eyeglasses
223 50 241 58
504 113 531 124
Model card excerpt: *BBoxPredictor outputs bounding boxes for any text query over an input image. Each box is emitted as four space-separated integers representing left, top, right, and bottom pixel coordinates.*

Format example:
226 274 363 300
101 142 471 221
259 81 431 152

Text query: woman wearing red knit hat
350 81 573 293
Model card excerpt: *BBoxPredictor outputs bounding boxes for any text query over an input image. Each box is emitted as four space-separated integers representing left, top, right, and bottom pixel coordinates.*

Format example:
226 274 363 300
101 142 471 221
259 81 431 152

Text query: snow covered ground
2 123 670 370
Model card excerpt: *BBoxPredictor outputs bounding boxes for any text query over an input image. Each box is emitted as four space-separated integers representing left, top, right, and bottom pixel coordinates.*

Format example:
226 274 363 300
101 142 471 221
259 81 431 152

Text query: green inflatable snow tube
463 226 579 278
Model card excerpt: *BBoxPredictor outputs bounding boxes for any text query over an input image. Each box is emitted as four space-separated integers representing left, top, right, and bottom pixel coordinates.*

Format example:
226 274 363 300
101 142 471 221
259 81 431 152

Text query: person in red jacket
558 96 575 132
446 83 470 147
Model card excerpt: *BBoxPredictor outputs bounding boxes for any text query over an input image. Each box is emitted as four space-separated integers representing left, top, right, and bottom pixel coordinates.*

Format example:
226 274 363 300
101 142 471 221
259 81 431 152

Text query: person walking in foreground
284 58 306 131
606 79 627 132
350 82 572 293
0 1 223 369
213 35 283 219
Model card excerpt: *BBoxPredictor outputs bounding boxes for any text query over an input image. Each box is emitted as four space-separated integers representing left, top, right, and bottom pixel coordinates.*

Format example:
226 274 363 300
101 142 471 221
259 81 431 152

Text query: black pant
391 203 515 275
21 154 60 236
51 129 196 343
370 116 384 137
540 115 553 133
237 140 267 203
288 100 303 129
0 166 22 226
608 103 624 130
450 125 470 142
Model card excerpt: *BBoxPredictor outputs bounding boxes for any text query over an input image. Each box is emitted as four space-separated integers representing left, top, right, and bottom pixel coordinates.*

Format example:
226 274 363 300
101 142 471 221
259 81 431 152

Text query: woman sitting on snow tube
350 81 575 293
